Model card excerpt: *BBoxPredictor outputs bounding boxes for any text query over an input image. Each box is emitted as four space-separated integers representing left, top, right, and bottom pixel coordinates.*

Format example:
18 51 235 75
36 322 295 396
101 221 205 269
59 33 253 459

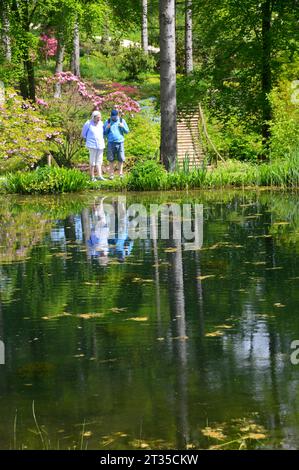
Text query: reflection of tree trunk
268 325 281 430
195 252 204 335
168 236 189 448
54 39 65 98
0 0 12 61
64 216 76 242
151 215 162 335
81 208 91 257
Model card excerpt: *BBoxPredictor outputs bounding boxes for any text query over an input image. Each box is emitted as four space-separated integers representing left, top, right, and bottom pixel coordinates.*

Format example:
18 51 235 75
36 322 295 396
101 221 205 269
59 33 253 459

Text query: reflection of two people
108 198 133 263
87 198 109 266
87 198 133 264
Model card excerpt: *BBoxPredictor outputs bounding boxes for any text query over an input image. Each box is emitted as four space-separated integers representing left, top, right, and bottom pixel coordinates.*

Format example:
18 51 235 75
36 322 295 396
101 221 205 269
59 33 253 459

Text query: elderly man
82 110 105 181
104 109 129 179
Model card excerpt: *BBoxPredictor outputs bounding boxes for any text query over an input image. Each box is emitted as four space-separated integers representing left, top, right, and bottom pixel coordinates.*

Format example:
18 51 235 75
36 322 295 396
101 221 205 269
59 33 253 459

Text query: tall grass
5 167 90 194
116 148 299 192
3 149 299 194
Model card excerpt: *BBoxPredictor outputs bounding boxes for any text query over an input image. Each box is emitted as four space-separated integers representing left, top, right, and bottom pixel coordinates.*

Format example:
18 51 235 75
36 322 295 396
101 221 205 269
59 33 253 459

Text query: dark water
1 190 299 450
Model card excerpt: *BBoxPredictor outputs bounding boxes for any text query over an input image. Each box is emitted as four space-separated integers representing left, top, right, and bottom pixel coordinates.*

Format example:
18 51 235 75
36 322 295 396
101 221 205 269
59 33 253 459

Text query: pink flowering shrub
44 72 141 114
107 82 140 98
35 72 141 166
0 89 62 173
40 34 58 61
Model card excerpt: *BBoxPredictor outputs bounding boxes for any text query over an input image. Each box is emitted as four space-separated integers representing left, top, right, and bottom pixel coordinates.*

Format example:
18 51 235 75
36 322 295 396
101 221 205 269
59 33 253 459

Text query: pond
0 189 299 450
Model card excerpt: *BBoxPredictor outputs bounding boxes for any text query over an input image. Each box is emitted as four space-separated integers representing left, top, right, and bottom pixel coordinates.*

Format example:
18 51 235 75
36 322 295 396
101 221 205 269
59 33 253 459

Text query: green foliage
80 53 126 82
120 47 156 80
125 112 160 163
37 80 92 167
270 79 299 159
5 166 89 194
127 160 168 191
94 148 299 191
0 89 61 174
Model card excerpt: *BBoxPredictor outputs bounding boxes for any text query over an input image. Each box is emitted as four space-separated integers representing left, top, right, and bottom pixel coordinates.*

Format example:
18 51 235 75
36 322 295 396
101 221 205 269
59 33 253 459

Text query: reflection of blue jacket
103 118 129 143
108 236 133 260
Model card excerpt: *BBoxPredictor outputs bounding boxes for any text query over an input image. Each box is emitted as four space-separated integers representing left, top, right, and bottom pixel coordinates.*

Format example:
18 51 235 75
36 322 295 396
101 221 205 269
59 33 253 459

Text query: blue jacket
103 118 129 143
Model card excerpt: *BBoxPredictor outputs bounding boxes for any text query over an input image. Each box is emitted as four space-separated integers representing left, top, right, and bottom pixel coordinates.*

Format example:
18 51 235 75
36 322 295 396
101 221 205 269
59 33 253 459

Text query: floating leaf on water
73 354 85 358
186 444 196 449
265 267 283 271
205 330 224 337
244 433 266 440
215 325 233 329
201 426 226 441
129 439 150 449
273 221 290 226
109 307 128 313
98 358 118 364
128 317 148 322
172 335 189 341
77 313 104 319
83 431 92 438
197 275 216 280
164 247 178 253
248 235 272 239
273 303 286 308
157 337 165 341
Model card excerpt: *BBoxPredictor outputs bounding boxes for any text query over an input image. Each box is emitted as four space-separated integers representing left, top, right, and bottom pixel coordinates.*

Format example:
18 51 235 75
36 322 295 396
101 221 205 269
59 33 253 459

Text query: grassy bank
1 152 299 195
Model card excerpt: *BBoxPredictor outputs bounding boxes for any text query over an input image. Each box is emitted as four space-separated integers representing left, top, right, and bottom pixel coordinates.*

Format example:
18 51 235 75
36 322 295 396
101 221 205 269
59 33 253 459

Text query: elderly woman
81 110 105 181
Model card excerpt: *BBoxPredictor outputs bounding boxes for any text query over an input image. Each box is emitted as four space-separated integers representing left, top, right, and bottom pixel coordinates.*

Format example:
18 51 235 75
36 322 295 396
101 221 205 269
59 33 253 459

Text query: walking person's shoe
109 175 114 180
119 174 124 178
91 177 97 182
97 176 106 181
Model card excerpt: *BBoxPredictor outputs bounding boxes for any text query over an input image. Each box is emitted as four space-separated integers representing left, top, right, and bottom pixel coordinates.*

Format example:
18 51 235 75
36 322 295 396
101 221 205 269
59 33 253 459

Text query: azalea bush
0 89 62 174
36 72 140 166
39 34 58 61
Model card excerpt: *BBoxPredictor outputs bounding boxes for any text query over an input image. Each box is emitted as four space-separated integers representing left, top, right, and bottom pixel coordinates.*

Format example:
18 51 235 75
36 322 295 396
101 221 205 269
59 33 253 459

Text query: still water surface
0 190 299 449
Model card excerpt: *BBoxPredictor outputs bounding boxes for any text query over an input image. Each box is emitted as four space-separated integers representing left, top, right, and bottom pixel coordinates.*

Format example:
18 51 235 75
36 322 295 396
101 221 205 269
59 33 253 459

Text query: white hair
91 110 101 119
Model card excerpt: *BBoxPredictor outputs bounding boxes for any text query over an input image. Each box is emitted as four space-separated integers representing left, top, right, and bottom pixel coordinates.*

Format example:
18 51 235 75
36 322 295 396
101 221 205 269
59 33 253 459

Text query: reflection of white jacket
94 223 109 255
81 120 105 150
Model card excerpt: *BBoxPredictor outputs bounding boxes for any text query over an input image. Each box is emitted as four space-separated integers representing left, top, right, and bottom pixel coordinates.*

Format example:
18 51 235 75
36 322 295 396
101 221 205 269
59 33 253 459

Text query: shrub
0 89 61 174
270 80 299 159
120 47 156 80
125 113 160 165
37 73 140 167
5 167 89 194
127 160 167 190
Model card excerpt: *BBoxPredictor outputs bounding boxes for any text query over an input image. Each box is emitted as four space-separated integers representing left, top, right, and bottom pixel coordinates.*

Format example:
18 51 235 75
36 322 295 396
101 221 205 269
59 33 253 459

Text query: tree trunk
18 1 36 101
71 19 80 77
54 39 65 98
159 0 177 171
185 0 193 74
141 0 149 54
0 0 12 61
261 0 272 148
25 54 36 101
